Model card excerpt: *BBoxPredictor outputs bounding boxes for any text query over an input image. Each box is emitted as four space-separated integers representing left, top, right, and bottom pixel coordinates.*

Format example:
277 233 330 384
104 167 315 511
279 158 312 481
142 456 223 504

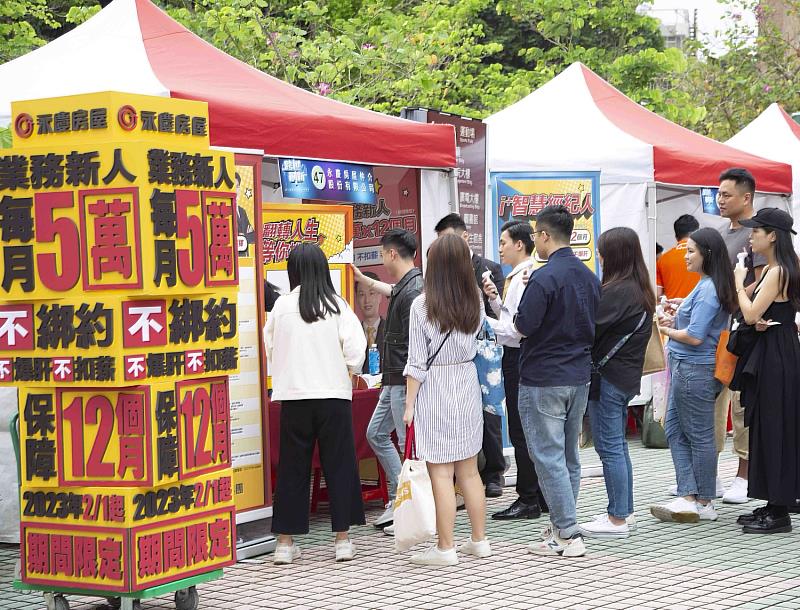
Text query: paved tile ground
3 438 800 609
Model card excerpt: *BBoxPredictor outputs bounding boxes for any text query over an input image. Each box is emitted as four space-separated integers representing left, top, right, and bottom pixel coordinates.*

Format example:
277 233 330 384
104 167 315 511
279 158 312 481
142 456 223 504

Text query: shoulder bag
590 311 648 401
474 319 505 417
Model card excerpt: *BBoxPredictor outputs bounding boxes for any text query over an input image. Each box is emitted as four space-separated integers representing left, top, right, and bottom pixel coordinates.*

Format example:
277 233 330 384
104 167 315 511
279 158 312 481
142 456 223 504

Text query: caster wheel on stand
105 597 121 610
175 586 199 610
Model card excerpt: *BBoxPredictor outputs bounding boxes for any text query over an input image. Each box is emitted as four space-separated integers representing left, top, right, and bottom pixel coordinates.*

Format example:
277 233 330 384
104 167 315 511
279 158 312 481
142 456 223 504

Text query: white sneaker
382 524 394 536
529 533 586 558
579 514 629 539
374 502 394 527
650 497 700 523
458 538 492 558
410 544 458 566
334 539 355 562
273 543 301 565
722 477 750 504
697 502 719 521
668 484 678 496
627 514 638 532
539 524 553 541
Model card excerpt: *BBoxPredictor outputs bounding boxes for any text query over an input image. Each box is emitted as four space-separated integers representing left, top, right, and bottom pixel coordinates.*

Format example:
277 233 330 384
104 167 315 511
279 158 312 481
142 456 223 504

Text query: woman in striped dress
402 234 491 566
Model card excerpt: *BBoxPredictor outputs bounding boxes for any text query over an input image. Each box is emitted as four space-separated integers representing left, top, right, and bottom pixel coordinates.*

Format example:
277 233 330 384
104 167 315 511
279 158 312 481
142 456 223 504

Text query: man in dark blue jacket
514 205 600 558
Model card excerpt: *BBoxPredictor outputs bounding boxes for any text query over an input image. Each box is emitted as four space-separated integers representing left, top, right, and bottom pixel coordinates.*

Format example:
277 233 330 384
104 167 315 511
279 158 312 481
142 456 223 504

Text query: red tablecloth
268 388 381 468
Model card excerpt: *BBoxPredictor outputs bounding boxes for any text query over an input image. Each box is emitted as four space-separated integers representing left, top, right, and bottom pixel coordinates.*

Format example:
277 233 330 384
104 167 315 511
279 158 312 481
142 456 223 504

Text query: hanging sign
279 158 377 205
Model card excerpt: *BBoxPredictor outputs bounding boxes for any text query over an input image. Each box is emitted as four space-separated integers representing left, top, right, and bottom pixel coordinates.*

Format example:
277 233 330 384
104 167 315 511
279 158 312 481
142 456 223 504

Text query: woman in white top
402 234 491 566
265 243 367 565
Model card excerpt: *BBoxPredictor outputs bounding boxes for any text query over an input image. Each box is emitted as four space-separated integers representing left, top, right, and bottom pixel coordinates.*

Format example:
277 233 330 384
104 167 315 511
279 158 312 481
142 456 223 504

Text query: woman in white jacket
265 243 367 565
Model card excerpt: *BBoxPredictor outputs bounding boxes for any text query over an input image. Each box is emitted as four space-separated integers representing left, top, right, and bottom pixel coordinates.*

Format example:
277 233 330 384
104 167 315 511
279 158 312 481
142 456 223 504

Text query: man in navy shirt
514 205 601 558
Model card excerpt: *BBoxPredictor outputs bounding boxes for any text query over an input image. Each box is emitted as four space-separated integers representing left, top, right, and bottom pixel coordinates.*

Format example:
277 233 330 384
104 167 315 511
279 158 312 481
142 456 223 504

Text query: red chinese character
185 350 205 375
51 534 73 576
218 476 232 502
74 536 97 578
27 532 49 574
163 528 186 570
0 304 34 351
118 436 145 479
211 383 230 463
274 241 292 263
122 300 167 348
531 193 548 215
98 537 122 581
262 240 276 264
304 218 320 241
107 495 125 523
263 222 278 239
88 197 132 280
207 202 233 276
548 194 566 207
511 196 528 217
276 220 292 240
116 393 145 435
208 518 231 559
137 533 163 578
52 357 74 382
186 523 208 566
124 355 147 381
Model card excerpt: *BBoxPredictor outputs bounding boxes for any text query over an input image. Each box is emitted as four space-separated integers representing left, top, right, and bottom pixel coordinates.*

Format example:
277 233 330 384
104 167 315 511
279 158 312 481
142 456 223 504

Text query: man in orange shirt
656 214 701 299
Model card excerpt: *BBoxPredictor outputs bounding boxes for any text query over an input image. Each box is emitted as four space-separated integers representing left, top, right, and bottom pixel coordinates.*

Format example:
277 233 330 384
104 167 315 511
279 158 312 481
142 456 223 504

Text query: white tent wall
0 387 19 543
420 169 457 268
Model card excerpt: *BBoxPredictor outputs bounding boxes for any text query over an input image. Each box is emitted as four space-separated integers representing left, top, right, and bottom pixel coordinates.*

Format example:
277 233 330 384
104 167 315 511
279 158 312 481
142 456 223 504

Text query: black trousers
503 347 547 508
481 412 506 486
271 398 365 535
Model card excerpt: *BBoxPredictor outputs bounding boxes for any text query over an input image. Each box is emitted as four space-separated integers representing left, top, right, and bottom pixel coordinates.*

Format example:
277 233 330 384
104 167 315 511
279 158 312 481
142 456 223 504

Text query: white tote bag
393 423 436 552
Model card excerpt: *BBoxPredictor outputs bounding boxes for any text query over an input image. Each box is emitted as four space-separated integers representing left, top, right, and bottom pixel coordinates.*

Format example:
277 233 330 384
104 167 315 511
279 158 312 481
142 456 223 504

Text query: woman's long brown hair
424 234 481 333
597 227 656 315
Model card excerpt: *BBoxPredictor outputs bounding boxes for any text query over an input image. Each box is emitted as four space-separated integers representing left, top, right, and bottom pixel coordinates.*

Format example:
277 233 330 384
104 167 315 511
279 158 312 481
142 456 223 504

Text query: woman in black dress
731 208 800 534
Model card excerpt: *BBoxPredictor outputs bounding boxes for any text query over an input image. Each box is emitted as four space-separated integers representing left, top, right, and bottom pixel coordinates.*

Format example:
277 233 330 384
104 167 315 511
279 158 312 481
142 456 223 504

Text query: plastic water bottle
368 344 380 375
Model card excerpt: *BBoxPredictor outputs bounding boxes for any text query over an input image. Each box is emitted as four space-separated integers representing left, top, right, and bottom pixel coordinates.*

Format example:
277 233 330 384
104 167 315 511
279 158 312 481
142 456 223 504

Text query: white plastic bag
393 425 436 552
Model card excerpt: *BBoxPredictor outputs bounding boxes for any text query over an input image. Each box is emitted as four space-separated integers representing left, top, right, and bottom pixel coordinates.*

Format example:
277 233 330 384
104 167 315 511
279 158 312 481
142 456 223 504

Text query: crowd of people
264 166 800 566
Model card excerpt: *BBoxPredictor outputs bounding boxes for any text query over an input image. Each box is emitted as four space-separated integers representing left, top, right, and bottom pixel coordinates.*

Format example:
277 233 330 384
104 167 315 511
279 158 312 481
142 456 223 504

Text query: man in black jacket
435 213 506 497
363 229 423 530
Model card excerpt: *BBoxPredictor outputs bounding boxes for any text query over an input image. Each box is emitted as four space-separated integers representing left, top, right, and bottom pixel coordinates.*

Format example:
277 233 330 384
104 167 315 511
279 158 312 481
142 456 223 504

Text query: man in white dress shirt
483 221 548 520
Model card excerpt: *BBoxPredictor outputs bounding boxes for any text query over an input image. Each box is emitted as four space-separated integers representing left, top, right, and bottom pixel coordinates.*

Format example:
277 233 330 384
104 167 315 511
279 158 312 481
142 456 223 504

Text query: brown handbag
642 315 666 375
714 330 737 385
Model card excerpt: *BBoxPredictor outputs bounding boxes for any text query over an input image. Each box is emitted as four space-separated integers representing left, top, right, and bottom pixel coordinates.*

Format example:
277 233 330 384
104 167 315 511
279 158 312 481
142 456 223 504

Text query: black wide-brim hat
739 207 797 235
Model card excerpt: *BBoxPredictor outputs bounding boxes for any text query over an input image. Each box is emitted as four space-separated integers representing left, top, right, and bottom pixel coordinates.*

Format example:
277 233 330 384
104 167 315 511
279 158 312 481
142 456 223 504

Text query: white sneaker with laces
697 501 719 521
650 497 700 523
529 533 586 557
722 477 750 504
410 544 458 566
539 524 552 541
458 538 492 558
579 514 630 539
334 539 355 562
382 524 394 536
374 502 394 527
273 543 301 565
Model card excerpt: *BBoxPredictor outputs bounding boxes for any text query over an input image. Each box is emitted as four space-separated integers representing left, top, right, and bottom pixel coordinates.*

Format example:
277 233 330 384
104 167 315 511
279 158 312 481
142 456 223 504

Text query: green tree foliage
677 0 800 140
0 0 793 138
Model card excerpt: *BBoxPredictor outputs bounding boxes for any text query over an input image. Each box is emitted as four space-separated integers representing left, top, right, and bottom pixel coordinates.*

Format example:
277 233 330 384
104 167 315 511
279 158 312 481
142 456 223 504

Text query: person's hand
755 319 772 332
482 277 499 299
658 325 673 338
351 264 366 282
664 298 682 315
657 313 674 328
402 404 414 426
734 264 748 288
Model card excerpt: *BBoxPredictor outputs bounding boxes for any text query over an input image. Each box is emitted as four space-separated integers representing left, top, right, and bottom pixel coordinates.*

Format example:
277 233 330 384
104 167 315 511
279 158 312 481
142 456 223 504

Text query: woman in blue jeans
580 228 655 539
652 228 737 523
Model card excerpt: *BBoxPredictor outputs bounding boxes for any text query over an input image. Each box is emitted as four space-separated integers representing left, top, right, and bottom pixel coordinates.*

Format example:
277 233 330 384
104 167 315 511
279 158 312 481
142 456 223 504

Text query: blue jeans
366 385 406 498
519 383 590 539
588 378 634 519
665 354 720 501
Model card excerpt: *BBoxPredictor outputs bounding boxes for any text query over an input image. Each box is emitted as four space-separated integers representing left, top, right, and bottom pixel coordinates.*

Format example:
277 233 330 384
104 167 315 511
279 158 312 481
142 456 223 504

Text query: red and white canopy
487 63 792 193
0 0 456 169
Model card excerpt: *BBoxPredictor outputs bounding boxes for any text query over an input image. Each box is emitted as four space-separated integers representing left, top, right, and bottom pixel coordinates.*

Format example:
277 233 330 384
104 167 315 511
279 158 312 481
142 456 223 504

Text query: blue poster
701 187 720 216
490 171 602 276
279 158 377 205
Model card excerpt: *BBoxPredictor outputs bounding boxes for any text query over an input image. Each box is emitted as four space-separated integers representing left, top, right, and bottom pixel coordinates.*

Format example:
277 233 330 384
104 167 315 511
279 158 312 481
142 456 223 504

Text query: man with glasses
514 205 601 558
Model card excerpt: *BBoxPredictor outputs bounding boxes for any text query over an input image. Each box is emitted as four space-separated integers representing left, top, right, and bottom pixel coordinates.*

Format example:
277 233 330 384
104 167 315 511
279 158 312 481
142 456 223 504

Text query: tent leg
647 182 658 289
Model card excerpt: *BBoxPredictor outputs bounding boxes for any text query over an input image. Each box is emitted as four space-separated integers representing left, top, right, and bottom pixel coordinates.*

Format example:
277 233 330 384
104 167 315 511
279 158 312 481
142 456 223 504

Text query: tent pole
647 182 658 291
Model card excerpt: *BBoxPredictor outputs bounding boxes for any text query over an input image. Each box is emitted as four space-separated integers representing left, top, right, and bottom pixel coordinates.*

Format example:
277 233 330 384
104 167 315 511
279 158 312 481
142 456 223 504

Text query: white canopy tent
485 63 793 261
727 103 800 240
